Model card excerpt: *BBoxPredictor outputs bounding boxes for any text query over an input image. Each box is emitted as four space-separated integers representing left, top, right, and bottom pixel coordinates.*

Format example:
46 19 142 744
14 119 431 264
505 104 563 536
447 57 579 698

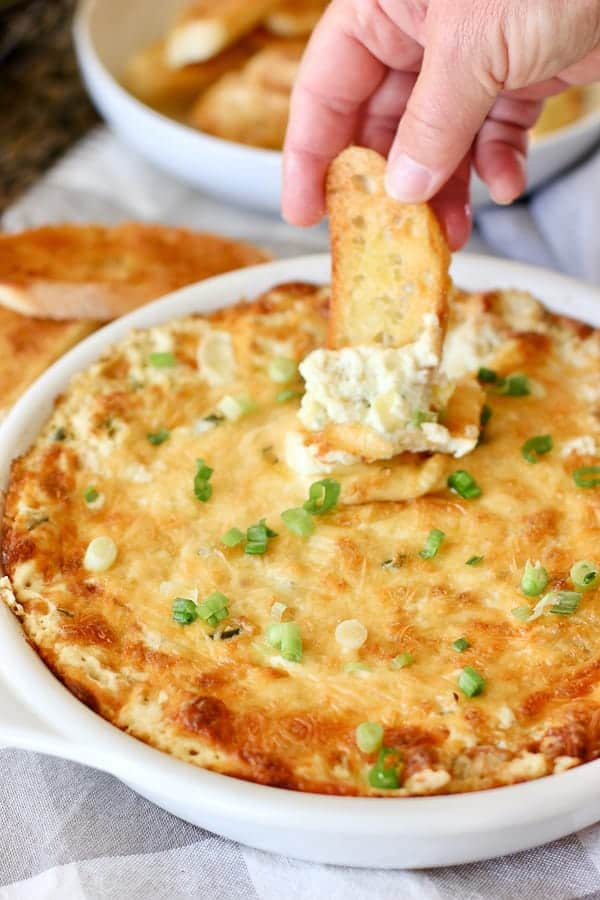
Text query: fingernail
385 154 436 202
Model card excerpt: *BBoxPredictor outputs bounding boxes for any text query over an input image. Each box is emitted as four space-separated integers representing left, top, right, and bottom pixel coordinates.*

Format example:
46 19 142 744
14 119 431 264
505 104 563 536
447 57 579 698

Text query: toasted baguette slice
122 38 256 113
264 0 328 37
190 42 304 148
0 224 270 321
166 0 280 66
0 308 97 420
326 146 450 355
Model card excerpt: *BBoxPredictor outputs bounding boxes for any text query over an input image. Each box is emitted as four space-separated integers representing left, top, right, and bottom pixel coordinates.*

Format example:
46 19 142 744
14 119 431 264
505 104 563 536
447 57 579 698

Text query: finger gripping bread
326 146 450 355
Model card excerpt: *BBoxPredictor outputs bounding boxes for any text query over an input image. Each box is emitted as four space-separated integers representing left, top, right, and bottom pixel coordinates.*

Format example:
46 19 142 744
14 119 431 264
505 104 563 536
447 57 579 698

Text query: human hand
282 0 600 248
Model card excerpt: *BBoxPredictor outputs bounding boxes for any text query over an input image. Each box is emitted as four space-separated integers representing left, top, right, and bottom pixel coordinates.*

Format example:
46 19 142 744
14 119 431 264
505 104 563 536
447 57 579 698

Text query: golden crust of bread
166 0 280 66
0 224 270 321
0 309 97 420
326 147 450 354
189 41 304 148
4 280 600 796
264 0 328 37
122 37 257 114
532 87 585 138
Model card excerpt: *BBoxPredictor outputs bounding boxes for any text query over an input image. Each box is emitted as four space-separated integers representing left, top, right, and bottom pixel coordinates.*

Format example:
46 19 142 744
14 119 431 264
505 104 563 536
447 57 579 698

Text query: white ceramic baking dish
73 0 600 214
1 253 600 869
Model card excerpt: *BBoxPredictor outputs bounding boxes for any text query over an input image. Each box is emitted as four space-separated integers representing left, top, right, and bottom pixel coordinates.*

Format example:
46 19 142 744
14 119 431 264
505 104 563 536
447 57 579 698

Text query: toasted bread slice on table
190 41 304 148
0 308 97 421
297 146 482 461
0 224 270 321
166 0 280 66
265 0 328 37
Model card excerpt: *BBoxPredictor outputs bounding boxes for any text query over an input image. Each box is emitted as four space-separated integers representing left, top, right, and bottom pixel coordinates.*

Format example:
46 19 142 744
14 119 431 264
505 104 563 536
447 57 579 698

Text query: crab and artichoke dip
2 282 600 796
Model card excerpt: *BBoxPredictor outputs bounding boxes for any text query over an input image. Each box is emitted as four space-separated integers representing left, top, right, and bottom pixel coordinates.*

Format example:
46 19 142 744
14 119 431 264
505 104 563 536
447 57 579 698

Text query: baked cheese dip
3 282 600 796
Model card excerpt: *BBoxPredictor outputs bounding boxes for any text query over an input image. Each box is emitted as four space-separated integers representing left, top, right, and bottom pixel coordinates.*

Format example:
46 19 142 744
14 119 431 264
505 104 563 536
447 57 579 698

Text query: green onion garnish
303 478 341 515
447 470 482 499
548 590 581 616
266 621 302 662
194 458 213 502
172 597 198 625
391 652 413 669
419 528 445 559
458 666 485 697
355 722 384 754
245 518 277 555
197 591 229 627
521 434 552 463
480 405 492 427
147 427 170 446
409 409 437 428
276 389 303 404
222 527 245 547
367 747 402 790
496 373 530 396
570 560 600 591
512 605 532 621
520 560 549 597
343 662 371 673
573 466 600 488
83 486 99 504
149 351 176 368
53 427 67 441
466 556 483 566
478 368 498 384
281 507 315 537
452 637 471 653
268 356 298 384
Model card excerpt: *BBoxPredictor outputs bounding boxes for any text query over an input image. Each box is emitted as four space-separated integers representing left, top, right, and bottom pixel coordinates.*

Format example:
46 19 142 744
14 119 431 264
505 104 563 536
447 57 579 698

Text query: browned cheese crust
3 283 600 796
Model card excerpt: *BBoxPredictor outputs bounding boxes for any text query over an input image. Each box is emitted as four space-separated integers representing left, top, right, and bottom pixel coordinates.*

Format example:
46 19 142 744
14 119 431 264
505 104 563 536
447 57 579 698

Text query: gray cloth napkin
2 127 600 900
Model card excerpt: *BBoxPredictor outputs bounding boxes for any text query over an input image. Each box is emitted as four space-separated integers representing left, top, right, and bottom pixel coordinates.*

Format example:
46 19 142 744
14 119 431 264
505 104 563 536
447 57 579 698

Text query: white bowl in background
2 253 600 868
73 0 600 215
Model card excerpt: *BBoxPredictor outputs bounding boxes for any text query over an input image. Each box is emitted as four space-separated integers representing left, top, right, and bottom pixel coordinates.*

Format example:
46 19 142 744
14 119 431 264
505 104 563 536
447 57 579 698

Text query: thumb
386 35 498 202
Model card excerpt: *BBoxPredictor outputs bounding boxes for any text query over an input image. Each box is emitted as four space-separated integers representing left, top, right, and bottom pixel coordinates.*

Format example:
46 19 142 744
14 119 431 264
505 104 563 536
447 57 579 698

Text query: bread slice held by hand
0 223 270 321
264 0 328 37
326 146 450 355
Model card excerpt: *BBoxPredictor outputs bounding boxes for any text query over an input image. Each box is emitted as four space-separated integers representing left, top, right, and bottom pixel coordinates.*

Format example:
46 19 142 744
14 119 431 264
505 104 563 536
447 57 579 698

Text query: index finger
282 1 419 225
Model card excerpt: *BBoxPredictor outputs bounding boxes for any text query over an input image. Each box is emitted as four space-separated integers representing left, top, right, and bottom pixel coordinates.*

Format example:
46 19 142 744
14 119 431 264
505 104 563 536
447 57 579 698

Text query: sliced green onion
496 373 530 396
83 536 117 572
452 637 471 653
194 458 213 502
197 591 229 627
270 601 288 621
478 368 498 384
267 621 302 662
458 666 485 697
419 528 445 559
53 427 67 441
303 478 341 515
480 405 492 427
172 597 198 625
217 394 257 421
548 590 582 616
281 507 315 537
149 351 175 368
409 409 438 429
276 388 303 404
570 560 600 591
447 469 482 499
335 619 368 650
521 434 552 463
147 427 170 446
573 466 600 488
83 486 99 504
245 518 277 555
391 652 413 669
222 527 244 547
367 747 402 790
343 662 371 673
268 356 297 384
520 560 549 597
466 556 484 566
355 722 384 754
512 605 532 621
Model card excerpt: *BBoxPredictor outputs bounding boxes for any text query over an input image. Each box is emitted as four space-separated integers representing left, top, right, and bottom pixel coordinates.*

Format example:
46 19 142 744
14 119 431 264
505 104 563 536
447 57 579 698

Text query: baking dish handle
0 671 65 753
